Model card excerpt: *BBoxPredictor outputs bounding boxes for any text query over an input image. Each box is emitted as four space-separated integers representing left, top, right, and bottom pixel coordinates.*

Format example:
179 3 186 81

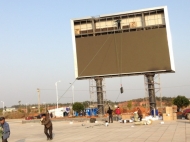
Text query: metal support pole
26 103 27 114
159 74 162 108
55 83 58 109
142 12 145 30
91 19 95 36
55 80 61 109
43 102 46 112
145 74 156 112
37 88 41 114
94 77 104 117
70 84 74 105
70 83 75 116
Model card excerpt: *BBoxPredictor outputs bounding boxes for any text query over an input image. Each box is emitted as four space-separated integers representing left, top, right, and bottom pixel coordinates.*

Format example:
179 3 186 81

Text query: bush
4 112 25 119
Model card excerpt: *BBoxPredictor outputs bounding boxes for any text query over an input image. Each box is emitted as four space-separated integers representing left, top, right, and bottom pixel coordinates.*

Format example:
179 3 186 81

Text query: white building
3 107 17 112
48 107 71 117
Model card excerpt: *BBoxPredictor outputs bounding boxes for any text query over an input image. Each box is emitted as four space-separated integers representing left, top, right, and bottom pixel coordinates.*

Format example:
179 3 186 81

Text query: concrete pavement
6 119 190 142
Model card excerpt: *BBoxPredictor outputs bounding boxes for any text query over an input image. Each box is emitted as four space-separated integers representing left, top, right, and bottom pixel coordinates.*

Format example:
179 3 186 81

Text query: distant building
48 107 71 117
3 107 17 112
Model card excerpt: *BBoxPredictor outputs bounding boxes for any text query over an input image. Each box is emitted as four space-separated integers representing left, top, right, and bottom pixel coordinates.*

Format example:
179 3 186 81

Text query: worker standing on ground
107 107 113 123
115 107 121 121
137 107 143 121
0 117 10 142
41 113 53 141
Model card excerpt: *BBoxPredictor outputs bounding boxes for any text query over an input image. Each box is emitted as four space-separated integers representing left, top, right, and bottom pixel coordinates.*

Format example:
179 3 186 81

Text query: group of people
0 107 143 141
107 107 121 123
0 115 52 142
107 106 143 123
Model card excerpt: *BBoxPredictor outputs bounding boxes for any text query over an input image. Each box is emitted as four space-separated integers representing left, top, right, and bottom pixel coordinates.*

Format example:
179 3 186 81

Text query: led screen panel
71 6 175 79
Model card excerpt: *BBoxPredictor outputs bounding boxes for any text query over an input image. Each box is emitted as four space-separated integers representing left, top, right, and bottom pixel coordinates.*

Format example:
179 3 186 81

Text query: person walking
107 107 113 123
115 107 121 121
137 107 143 121
0 117 10 142
41 113 53 141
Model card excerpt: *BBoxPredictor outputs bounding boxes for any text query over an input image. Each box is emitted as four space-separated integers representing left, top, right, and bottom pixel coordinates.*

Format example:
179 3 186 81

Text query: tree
82 101 90 109
173 95 190 111
72 102 84 113
127 101 132 110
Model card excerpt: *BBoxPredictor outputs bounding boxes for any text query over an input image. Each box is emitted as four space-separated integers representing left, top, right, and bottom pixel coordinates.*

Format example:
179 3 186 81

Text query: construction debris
162 107 177 121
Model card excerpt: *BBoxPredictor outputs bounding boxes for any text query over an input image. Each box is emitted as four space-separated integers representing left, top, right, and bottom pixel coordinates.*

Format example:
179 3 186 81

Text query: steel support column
145 74 156 111
142 12 145 30
91 19 95 36
94 77 104 117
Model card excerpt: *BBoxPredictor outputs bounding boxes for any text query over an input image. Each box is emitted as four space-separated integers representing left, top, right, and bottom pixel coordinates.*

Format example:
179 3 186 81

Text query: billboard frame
71 6 175 80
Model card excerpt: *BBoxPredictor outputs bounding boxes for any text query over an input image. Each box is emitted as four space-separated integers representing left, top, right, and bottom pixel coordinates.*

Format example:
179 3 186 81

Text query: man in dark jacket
41 113 53 140
0 117 10 142
137 107 143 121
107 107 113 123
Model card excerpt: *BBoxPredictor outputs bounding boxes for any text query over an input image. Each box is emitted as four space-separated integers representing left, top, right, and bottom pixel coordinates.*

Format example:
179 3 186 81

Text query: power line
40 84 190 92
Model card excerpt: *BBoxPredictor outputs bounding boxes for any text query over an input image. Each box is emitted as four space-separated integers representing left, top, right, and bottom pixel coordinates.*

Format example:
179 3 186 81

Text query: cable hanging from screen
120 24 124 94
113 21 124 94
58 34 112 101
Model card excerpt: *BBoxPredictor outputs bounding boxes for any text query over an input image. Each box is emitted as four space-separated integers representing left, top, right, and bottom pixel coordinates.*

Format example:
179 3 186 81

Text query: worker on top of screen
115 19 121 29
41 113 53 141
0 117 10 142
137 107 143 121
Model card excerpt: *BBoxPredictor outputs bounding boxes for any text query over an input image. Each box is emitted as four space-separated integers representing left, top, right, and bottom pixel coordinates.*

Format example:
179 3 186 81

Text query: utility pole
26 103 28 113
43 102 46 112
159 74 162 108
70 83 75 116
37 88 41 113
70 83 75 104
55 80 61 109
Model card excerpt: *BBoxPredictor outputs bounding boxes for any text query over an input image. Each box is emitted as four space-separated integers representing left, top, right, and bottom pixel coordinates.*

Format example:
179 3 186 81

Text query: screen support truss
89 77 106 117
144 74 162 112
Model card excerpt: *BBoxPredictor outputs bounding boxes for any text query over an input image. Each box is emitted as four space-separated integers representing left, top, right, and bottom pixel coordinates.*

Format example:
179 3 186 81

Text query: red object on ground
182 108 190 118
25 116 34 120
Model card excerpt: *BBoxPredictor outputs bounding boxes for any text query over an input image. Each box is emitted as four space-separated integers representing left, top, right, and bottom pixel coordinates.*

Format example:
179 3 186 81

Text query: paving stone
6 119 190 142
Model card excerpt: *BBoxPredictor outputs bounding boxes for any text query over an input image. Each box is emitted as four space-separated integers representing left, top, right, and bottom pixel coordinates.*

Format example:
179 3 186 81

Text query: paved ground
6 119 190 142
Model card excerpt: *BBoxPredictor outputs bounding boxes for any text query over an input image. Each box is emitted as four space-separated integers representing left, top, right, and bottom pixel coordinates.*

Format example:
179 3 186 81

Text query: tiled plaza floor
7 119 190 142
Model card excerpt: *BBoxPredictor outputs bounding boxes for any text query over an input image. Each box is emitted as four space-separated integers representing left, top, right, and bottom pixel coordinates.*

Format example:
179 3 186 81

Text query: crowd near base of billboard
47 107 99 118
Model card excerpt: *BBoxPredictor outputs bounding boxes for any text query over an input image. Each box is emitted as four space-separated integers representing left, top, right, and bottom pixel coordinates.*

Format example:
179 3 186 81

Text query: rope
115 92 121 102
120 29 123 86
97 36 113 72
58 34 112 101
113 33 120 75
113 28 124 88
79 34 112 77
